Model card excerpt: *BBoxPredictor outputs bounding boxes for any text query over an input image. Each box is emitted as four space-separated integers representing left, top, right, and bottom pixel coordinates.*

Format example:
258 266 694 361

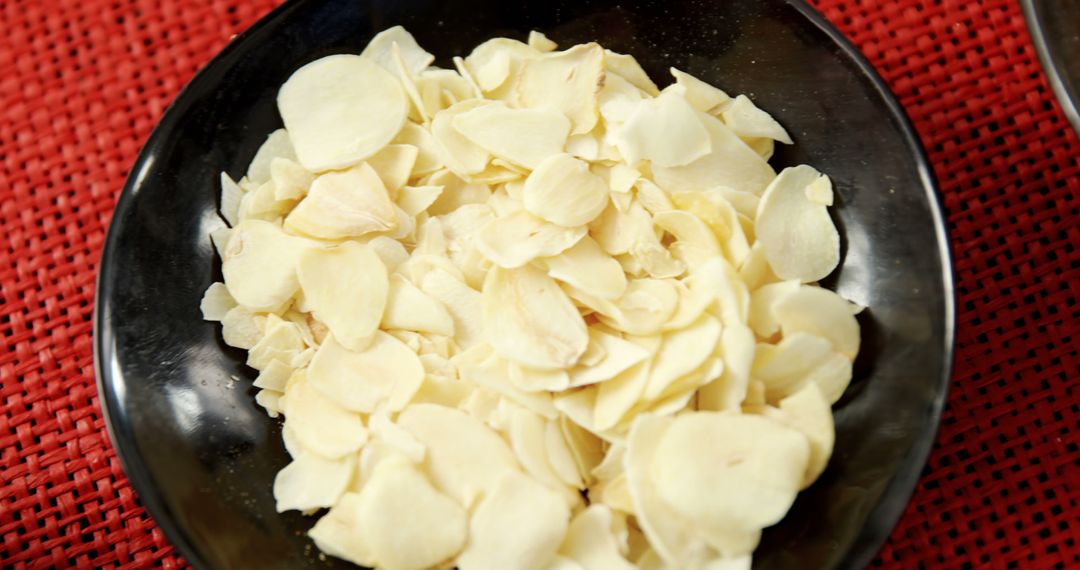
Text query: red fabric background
0 0 1077 567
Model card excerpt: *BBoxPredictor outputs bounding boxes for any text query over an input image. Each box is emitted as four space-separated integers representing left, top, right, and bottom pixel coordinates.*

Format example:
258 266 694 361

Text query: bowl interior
95 0 953 568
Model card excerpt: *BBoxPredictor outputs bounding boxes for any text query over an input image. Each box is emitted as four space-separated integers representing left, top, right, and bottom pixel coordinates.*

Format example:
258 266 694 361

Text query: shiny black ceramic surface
94 0 954 568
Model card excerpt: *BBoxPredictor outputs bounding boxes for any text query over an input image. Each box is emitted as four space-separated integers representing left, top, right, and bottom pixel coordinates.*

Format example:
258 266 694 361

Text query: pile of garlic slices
200 26 862 570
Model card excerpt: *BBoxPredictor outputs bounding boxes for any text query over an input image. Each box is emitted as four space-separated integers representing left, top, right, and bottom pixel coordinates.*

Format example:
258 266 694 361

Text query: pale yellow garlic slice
529 31 559 53
247 314 308 370
308 493 377 568
747 280 801 339
773 285 860 359
605 51 660 96
393 122 444 174
670 68 732 113
269 157 314 201
652 112 775 196
296 241 388 350
419 268 484 349
360 26 434 76
568 328 651 388
625 414 707 566
698 324 756 412
464 38 541 101
721 95 793 144
643 315 723 400
652 412 809 533
246 128 298 186
653 209 723 270
366 144 419 196
613 90 711 167
285 163 398 239
219 172 244 227
280 371 368 459
545 419 585 488
772 382 834 488
430 100 493 178
599 73 648 126
457 470 570 570
397 403 521 508
220 306 265 350
755 165 840 283
453 102 571 169
507 406 573 493
365 235 410 272
200 282 236 321
273 452 355 512
368 411 426 464
383 273 455 336
482 265 589 370
307 332 423 413
474 210 586 268
752 332 852 403
396 185 444 217
222 219 314 312
589 201 653 257
516 43 605 135
253 360 291 394
278 55 408 171
598 278 680 336
559 505 638 570
352 456 467 570
593 359 651 431
543 236 627 300
523 153 610 227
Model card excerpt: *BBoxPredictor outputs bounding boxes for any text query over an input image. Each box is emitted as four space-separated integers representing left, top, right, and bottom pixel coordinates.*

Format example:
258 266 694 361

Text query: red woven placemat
1 0 1077 567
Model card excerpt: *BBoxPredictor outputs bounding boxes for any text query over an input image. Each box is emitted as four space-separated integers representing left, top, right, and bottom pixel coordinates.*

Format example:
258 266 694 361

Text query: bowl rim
93 0 956 567
1019 0 1080 136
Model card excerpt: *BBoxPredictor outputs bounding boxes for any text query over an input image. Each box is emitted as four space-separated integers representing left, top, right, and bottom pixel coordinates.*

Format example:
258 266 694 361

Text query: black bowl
94 0 954 568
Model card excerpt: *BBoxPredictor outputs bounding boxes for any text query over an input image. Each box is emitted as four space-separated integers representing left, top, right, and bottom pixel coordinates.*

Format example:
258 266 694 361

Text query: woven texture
0 0 1077 567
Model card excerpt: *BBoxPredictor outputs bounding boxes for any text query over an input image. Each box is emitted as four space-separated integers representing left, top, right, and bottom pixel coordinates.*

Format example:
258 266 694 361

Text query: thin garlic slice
222 219 314 312
652 112 776 196
754 166 840 283
383 273 455 336
285 163 398 239
352 456 467 570
281 371 368 459
613 90 711 167
457 470 570 570
474 210 586 268
297 241 388 350
523 153 610 227
397 403 521 508
516 43 605 135
278 55 408 171
453 102 571 169
483 265 589 370
652 413 809 533
307 332 424 413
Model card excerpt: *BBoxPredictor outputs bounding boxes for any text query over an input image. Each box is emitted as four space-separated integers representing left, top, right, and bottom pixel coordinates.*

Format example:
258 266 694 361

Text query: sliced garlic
453 102 571 169
613 90 711 167
516 43 605 135
278 55 408 171
397 403 521 508
307 332 423 413
522 153 610 227
297 241 388 350
222 219 314 312
474 210 586 268
285 163 398 239
457 470 570 570
483 265 589 370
